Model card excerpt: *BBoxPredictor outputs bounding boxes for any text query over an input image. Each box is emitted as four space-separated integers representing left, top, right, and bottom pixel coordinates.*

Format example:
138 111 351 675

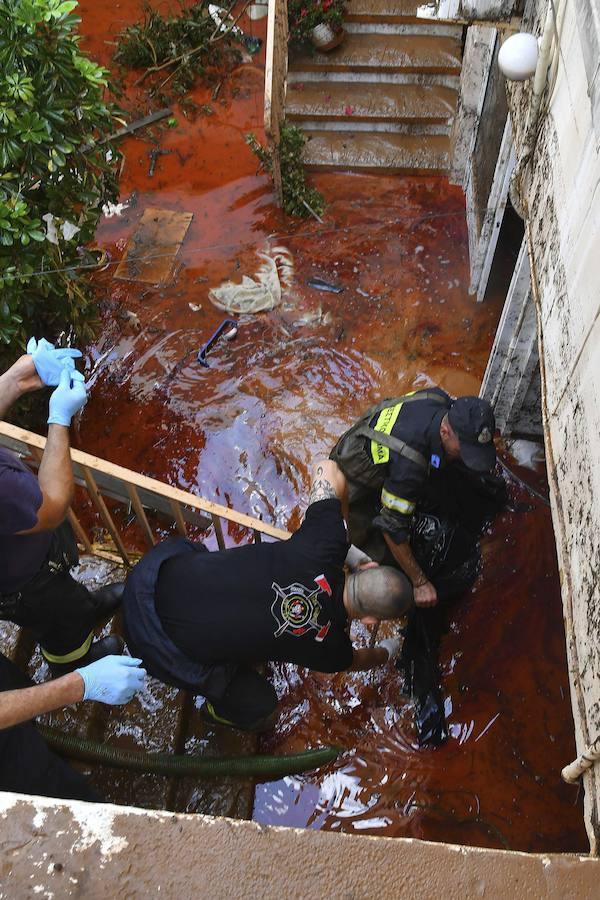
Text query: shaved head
345 566 414 621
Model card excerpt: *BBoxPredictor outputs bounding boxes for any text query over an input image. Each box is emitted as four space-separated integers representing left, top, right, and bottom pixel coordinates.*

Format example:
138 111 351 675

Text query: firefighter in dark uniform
330 388 497 608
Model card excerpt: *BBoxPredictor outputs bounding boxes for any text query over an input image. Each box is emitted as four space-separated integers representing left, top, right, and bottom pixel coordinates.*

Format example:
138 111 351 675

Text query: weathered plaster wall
1 793 599 899
480 238 542 435
450 25 497 185
506 0 600 852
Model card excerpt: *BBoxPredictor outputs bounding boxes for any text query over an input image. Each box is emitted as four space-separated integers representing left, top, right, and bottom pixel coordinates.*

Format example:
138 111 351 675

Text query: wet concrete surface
11 0 585 850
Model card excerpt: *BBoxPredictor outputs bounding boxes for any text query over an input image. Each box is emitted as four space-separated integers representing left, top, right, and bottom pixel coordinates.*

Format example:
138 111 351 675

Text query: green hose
38 725 340 779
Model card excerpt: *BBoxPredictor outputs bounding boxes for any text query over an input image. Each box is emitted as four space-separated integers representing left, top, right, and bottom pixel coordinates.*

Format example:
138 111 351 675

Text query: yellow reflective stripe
204 701 235 726
370 402 404 464
381 487 415 515
41 632 93 665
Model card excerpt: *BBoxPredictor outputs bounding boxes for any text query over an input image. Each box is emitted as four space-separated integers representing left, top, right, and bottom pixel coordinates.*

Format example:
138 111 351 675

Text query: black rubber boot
90 582 125 623
200 701 276 734
49 635 125 678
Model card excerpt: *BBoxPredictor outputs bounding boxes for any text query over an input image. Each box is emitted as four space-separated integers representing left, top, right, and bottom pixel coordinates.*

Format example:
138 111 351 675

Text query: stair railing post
264 0 288 207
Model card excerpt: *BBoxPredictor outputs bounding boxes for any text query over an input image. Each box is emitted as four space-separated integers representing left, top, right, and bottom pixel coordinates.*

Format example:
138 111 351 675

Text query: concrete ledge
1 792 598 899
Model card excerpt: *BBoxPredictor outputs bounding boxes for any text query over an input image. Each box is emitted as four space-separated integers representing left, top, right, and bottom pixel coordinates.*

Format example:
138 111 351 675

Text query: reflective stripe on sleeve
381 488 415 515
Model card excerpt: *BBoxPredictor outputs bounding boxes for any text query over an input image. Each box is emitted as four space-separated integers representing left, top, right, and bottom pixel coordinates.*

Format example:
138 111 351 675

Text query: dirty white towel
208 246 294 314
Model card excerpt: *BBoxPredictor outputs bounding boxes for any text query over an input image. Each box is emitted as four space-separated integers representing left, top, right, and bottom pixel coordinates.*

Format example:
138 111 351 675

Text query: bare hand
358 560 379 571
414 580 438 607
8 355 43 395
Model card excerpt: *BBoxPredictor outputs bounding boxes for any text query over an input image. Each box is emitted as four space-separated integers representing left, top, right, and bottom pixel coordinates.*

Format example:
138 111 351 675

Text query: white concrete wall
507 0 600 852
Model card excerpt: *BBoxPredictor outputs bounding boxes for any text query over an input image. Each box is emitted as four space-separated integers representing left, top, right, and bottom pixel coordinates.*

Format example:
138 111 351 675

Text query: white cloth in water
208 246 294 314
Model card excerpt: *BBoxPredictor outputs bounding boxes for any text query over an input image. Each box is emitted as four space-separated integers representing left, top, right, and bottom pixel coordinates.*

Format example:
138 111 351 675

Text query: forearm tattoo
308 465 338 504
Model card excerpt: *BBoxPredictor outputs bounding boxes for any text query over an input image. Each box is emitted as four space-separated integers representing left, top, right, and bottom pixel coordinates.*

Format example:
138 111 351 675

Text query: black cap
448 397 496 472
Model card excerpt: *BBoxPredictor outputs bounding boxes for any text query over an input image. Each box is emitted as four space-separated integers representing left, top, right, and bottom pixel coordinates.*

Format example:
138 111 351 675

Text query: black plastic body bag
395 464 508 747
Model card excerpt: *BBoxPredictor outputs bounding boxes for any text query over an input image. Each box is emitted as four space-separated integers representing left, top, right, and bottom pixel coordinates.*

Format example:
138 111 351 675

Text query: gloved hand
76 655 146 704
47 367 88 426
26 337 82 387
379 637 402 662
345 544 375 571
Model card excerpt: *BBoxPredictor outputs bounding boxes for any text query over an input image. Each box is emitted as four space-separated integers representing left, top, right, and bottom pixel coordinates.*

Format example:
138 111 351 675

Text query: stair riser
304 161 449 175
345 22 463 37
287 71 461 89
301 132 450 174
344 0 461 25
291 120 451 135
295 63 460 74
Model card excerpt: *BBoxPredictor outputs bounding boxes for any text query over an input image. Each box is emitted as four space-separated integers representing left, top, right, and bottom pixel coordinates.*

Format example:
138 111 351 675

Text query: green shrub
114 2 242 99
246 124 325 219
0 0 121 360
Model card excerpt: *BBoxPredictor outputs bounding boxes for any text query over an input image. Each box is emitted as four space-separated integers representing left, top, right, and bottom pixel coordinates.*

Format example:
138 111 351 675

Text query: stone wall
506 0 600 852
1 794 599 898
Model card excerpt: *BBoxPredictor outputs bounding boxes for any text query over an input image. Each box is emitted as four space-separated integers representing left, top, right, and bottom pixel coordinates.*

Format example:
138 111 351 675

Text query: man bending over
122 460 413 731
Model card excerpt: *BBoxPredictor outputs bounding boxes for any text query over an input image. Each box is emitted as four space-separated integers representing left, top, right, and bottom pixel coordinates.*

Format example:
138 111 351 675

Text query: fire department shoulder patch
271 574 332 642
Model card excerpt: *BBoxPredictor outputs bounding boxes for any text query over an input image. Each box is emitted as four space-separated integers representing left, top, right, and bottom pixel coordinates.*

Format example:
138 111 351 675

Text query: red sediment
71 0 587 851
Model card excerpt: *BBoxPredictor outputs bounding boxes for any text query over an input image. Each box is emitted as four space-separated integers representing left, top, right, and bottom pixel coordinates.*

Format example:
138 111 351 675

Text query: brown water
66 0 587 851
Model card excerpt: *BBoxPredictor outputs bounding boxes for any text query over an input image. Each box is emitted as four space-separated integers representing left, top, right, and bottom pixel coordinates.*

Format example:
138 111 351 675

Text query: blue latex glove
26 337 82 387
76 655 146 704
47 368 88 426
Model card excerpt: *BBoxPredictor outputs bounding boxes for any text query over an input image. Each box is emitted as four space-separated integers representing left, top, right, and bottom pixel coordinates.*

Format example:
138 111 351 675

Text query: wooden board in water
114 206 193 284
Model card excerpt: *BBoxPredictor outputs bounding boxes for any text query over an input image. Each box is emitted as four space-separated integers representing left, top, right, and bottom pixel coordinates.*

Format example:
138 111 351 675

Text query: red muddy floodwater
69 0 587 851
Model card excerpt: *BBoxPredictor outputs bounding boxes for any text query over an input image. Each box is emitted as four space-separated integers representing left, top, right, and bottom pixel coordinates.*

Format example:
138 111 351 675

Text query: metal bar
126 484 156 548
253 529 262 544
80 464 131 566
212 514 225 551
170 499 188 537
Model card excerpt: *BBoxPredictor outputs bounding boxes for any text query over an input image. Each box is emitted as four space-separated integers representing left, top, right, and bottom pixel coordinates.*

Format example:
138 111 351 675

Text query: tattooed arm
308 459 347 507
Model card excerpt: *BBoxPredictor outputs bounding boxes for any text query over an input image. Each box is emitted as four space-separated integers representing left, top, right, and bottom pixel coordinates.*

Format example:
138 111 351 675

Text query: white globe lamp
498 32 539 81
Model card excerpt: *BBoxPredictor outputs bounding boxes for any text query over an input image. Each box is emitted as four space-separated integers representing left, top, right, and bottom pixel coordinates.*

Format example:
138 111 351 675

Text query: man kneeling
122 460 413 731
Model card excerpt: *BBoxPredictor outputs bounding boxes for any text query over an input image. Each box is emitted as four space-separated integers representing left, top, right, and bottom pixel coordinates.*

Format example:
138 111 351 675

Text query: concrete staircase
287 0 463 174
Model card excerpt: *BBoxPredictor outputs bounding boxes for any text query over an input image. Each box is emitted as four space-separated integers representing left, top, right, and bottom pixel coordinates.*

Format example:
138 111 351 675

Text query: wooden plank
126 483 156 548
469 118 515 302
80 465 131 566
264 0 288 140
212 514 225 551
66 509 94 555
100 108 172 144
264 0 288 206
114 207 193 285
170 499 187 538
0 422 290 542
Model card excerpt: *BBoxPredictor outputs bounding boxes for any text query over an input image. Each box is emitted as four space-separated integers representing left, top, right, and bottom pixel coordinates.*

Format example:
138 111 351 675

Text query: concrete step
302 130 450 173
345 22 463 38
289 32 462 75
286 80 457 124
287 70 461 90
298 120 451 135
345 0 460 24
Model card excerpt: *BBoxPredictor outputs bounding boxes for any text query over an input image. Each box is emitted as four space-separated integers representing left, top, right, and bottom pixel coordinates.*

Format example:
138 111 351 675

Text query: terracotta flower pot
310 22 345 51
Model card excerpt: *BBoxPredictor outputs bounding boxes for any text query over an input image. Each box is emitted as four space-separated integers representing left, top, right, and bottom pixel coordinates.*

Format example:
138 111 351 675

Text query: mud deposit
40 0 588 851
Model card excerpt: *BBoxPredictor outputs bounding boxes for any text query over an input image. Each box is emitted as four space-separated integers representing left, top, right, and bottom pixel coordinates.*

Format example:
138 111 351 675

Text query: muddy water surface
70 0 587 851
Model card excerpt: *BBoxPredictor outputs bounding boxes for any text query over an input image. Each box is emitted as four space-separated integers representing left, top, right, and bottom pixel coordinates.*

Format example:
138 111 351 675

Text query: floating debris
307 276 344 294
209 245 294 314
197 318 238 367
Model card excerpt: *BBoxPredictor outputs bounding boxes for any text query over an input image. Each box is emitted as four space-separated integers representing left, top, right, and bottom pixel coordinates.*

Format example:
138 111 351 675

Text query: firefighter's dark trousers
0 524 102 665
0 653 100 801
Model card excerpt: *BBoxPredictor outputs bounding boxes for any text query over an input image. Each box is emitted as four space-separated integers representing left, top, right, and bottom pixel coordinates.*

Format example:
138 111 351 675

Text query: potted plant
288 0 347 52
